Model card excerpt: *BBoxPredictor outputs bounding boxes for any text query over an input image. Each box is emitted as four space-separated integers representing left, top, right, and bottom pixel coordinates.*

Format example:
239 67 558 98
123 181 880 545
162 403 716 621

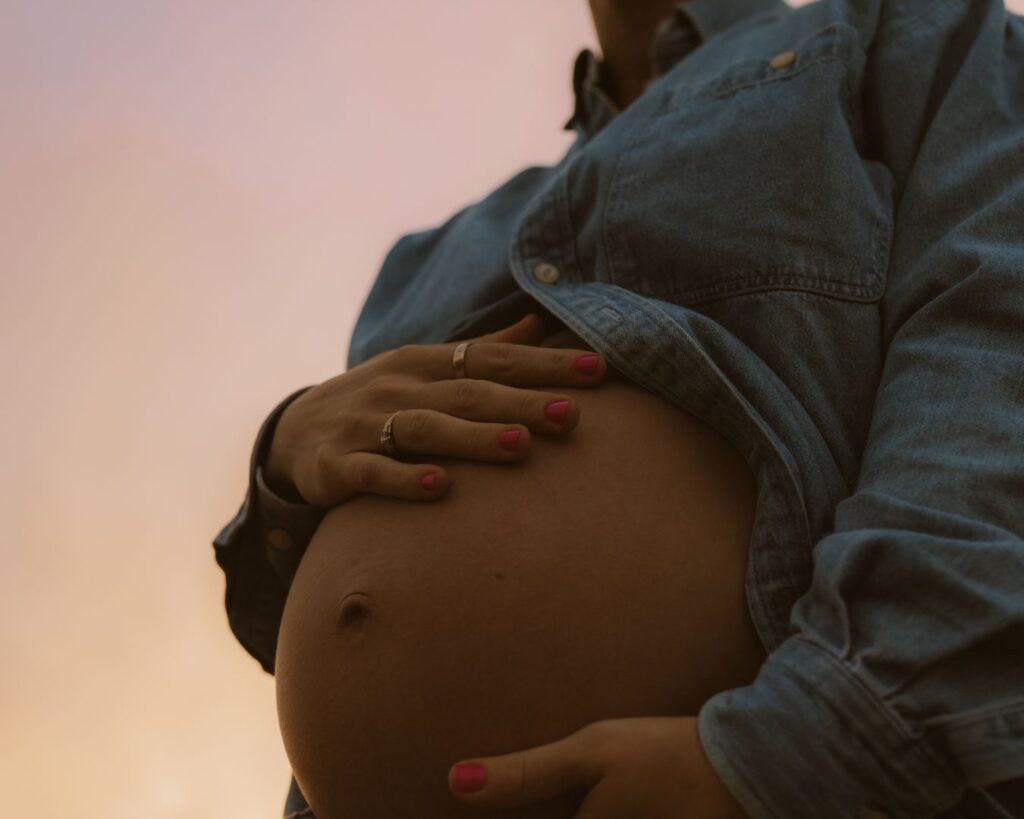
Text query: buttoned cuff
254 460 326 587
697 636 966 819
247 383 327 585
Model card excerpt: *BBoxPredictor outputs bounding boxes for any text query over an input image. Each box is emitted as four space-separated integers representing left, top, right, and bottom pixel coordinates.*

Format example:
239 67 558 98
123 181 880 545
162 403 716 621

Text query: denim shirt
213 0 1024 816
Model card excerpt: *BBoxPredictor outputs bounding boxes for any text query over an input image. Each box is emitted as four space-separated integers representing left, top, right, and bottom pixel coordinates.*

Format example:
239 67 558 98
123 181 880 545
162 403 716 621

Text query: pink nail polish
545 400 570 423
498 429 522 449
452 763 486 793
574 354 599 375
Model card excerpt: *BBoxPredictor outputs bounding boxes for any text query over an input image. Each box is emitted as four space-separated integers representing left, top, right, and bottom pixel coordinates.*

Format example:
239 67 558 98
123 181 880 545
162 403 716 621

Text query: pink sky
3 1 1021 817
0 3 593 817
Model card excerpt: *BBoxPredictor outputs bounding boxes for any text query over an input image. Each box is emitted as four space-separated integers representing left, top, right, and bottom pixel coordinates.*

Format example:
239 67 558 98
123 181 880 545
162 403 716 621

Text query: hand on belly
276 358 765 819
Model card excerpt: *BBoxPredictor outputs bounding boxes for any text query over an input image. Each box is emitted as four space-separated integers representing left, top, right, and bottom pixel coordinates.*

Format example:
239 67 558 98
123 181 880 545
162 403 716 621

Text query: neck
587 0 679 109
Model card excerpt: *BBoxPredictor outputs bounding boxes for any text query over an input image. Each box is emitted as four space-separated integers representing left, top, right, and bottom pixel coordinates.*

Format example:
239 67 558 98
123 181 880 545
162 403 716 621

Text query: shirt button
533 262 560 284
769 50 796 70
268 527 293 551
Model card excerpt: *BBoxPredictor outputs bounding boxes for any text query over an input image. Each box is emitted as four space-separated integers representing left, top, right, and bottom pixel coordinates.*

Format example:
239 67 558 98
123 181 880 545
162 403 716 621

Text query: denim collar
564 0 789 134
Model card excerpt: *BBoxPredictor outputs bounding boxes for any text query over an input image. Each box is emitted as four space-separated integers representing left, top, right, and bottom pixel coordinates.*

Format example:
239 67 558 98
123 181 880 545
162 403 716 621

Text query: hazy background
3 1 1020 817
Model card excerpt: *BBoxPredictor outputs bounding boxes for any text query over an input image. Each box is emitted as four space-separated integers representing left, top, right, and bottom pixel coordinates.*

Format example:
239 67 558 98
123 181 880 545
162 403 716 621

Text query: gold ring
452 341 471 379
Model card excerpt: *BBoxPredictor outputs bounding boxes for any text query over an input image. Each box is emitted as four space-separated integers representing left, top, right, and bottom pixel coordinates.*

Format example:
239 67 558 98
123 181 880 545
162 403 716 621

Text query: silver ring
379 340 474 458
380 410 401 456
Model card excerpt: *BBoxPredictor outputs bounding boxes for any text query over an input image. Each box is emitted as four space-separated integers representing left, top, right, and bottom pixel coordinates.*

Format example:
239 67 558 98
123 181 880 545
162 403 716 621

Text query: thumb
472 312 546 347
447 727 604 808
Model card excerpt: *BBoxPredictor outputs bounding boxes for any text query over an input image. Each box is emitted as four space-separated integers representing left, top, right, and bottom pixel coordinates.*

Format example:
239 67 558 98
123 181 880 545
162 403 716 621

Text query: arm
212 385 327 674
697 1 1024 816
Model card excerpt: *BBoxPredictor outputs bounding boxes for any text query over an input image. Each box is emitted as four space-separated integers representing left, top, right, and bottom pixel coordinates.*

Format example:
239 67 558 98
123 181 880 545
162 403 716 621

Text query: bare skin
586 0 679 109
273 7 768 817
276 323 766 819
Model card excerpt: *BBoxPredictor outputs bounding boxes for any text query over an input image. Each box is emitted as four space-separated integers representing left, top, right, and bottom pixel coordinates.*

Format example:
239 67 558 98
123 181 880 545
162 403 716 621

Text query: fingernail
545 400 570 423
420 473 437 490
452 763 487 793
498 429 522 449
574 354 599 375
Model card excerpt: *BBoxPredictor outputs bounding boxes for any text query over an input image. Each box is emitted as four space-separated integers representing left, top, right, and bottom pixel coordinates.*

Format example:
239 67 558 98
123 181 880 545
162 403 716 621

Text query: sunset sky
3 1 1021 817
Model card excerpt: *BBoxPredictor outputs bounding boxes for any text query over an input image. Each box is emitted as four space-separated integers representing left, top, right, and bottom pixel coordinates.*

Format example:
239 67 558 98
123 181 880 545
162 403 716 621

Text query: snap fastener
533 262 560 284
769 50 796 70
268 527 293 551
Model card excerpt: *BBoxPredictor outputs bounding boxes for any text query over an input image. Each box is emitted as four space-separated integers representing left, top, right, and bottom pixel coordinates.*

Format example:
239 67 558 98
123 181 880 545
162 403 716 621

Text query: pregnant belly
275 323 766 819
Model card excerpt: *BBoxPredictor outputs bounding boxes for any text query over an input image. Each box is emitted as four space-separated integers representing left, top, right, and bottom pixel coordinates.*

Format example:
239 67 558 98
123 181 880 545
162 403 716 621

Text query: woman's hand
265 313 608 507
447 715 751 818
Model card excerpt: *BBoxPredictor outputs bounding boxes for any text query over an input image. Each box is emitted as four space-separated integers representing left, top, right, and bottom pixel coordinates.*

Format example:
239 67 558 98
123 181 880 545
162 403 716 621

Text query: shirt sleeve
212 385 327 674
696 2 1024 817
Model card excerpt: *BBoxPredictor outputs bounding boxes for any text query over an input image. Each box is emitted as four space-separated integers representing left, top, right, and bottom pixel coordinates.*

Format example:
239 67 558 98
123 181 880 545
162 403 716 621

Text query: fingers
473 313 546 346
314 400 536 505
416 378 580 434
384 406 535 461
317 451 450 505
303 315 606 507
392 340 607 387
310 394 550 505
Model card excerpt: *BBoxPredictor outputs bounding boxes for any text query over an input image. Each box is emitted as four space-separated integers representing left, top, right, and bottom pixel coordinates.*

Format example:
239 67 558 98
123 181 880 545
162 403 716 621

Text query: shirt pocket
603 21 894 306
